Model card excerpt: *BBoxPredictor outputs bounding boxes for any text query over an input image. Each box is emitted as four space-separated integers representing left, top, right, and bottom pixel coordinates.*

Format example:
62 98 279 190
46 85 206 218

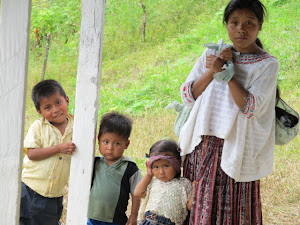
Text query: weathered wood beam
66 0 106 224
0 0 32 224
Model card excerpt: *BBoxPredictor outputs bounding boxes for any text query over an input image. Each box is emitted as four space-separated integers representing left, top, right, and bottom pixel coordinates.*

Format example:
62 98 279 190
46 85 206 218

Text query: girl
134 139 194 225
179 0 279 224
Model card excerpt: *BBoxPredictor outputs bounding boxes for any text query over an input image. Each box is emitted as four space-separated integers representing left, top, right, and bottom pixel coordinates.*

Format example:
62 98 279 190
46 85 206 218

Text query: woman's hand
206 55 226 74
206 48 233 73
218 48 233 62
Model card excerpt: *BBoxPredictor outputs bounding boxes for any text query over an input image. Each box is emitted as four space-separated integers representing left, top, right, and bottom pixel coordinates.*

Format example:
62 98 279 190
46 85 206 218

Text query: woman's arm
191 54 225 99
181 49 214 105
206 48 248 110
192 48 234 100
190 69 215 99
227 77 249 110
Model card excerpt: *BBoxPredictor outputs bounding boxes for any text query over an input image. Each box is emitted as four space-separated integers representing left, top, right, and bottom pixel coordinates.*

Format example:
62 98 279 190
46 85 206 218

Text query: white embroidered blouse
179 48 279 182
139 177 192 225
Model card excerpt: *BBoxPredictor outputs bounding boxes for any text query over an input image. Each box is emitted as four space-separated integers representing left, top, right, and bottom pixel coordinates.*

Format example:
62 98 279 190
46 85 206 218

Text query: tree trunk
139 0 146 43
41 33 51 81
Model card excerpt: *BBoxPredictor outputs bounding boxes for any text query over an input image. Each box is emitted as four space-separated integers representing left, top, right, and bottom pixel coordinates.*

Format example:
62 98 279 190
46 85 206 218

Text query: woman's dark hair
148 139 181 178
98 112 132 140
31 79 67 111
223 0 267 49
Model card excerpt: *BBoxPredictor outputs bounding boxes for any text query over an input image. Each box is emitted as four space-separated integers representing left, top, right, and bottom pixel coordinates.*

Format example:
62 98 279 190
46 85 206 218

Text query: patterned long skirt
183 136 262 225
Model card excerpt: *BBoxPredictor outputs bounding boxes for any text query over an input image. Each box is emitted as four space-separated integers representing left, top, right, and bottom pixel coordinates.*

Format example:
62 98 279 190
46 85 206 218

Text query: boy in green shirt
87 112 141 225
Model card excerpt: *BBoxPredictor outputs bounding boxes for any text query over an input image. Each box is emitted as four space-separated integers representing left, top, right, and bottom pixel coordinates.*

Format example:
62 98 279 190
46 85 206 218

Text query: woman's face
226 8 263 53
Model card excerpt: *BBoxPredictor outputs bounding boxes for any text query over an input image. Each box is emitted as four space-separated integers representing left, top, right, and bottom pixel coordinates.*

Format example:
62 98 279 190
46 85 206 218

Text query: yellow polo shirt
22 114 74 198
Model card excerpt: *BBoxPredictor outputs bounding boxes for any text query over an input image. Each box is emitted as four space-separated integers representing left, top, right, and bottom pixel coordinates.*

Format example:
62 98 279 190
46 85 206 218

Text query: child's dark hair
98 112 132 140
31 79 67 111
148 139 181 178
223 0 267 49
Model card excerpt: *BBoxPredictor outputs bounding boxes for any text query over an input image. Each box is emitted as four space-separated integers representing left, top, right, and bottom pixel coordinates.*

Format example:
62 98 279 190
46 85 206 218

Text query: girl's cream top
139 177 192 225
179 48 279 182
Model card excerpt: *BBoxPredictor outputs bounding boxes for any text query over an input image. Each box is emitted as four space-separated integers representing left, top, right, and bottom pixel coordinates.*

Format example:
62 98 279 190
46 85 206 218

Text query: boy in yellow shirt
20 79 76 225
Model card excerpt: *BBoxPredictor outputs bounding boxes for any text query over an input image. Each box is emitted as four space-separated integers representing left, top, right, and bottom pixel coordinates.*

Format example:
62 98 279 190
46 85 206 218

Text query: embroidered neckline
233 52 274 64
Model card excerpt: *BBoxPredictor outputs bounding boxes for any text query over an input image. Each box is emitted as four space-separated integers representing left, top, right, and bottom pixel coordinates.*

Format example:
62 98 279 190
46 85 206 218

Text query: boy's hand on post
27 142 75 160
58 142 76 155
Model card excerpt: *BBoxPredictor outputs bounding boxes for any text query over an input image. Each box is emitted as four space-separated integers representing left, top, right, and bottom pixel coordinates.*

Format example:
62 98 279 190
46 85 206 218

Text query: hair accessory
177 147 181 153
145 153 150 158
149 155 181 173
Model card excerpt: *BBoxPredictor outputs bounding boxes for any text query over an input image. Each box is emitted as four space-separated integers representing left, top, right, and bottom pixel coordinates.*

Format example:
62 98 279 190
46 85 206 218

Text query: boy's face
98 132 130 166
37 91 69 126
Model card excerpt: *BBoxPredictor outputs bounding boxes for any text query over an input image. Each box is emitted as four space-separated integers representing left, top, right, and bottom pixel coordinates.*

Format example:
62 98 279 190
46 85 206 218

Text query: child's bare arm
187 181 197 210
134 161 153 198
27 142 76 160
126 195 141 225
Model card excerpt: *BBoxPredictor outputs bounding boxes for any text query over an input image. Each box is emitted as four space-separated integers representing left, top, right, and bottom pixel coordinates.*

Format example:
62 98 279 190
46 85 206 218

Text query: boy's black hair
31 79 67 111
98 112 132 140
223 0 267 49
148 139 181 178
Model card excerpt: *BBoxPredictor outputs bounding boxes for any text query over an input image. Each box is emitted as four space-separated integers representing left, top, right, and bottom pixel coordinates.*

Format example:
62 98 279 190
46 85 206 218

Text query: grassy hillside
25 0 299 224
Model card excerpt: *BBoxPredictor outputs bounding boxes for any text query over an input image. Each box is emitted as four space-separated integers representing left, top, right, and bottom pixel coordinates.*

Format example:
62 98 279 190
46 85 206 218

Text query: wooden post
66 0 106 224
0 0 32 224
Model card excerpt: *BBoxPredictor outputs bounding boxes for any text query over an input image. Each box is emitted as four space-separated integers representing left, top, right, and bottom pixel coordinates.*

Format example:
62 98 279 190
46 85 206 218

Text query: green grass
29 0 299 117
26 0 300 224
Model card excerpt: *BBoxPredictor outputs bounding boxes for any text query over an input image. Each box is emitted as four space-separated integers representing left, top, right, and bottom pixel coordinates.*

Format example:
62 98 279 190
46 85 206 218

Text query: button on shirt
22 114 74 198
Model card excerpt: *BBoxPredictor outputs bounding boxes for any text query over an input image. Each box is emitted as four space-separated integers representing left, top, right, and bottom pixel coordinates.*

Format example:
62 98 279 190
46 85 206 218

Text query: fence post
0 0 32 224
66 0 106 224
